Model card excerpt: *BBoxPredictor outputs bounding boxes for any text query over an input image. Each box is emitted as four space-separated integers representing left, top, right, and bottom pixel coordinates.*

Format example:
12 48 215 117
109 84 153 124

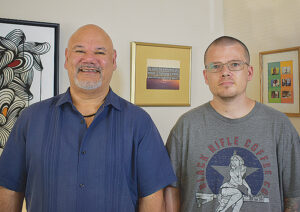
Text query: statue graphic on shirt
195 147 269 210
216 151 252 212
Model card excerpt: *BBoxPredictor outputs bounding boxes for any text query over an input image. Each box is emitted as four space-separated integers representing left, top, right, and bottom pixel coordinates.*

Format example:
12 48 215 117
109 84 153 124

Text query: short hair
204 36 250 64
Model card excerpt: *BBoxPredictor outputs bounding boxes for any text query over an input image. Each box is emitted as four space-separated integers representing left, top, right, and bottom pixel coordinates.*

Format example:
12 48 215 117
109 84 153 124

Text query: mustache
77 64 102 73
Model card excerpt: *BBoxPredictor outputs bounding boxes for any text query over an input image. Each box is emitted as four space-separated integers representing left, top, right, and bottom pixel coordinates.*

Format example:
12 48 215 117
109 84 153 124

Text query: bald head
67 24 114 52
204 36 250 65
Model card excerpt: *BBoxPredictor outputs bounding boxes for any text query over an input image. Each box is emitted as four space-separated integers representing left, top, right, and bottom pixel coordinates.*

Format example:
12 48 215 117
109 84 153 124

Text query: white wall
224 0 300 133
0 0 223 143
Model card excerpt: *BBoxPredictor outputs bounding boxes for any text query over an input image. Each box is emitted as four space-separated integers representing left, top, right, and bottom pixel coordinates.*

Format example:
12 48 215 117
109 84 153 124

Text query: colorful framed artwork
130 42 191 106
0 18 59 154
259 47 300 117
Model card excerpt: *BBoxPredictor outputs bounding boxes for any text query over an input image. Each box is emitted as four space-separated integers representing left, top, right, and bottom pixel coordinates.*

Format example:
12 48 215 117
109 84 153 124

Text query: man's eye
95 52 105 55
74 50 85 53
211 64 221 69
231 62 241 67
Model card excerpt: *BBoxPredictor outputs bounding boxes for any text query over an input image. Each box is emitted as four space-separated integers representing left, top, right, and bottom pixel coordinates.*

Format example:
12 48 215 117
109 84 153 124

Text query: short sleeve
137 117 176 197
281 120 300 198
0 114 27 192
166 124 182 188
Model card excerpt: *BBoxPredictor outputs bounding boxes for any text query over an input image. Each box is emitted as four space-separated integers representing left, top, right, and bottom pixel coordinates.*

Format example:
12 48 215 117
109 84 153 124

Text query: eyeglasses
205 60 249 73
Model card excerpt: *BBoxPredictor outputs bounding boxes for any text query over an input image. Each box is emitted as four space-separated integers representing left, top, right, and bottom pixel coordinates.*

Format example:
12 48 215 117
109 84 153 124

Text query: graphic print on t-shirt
195 137 271 212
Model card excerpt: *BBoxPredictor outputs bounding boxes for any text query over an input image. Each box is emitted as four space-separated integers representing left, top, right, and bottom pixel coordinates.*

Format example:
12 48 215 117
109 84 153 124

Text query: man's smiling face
64 25 116 92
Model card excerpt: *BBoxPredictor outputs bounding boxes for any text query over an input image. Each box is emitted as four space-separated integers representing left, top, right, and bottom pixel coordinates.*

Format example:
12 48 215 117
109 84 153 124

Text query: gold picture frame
130 42 191 106
259 47 300 117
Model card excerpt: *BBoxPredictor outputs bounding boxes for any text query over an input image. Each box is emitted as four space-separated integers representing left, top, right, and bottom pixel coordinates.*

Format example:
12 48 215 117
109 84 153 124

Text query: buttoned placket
76 106 106 211
78 118 88 193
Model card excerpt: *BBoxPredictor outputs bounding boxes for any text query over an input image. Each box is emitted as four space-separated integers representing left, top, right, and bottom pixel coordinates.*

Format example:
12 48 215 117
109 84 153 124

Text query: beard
74 64 103 90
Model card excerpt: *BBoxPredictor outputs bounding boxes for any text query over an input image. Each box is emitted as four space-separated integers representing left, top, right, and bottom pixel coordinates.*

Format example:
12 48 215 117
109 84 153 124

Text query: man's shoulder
20 93 64 118
254 102 289 121
112 92 151 118
169 103 210 133
253 102 297 133
8 93 65 132
177 103 209 122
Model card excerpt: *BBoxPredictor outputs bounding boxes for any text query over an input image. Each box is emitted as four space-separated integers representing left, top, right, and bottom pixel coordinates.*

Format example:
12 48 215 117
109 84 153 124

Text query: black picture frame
0 18 59 153
0 18 59 97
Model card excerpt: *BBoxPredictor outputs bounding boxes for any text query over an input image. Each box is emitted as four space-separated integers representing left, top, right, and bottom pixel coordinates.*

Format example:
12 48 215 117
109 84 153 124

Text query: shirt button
79 184 85 188
81 151 86 155
80 119 84 124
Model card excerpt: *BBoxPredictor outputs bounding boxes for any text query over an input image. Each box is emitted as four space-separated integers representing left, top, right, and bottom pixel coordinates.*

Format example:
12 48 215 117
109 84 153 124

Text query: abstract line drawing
0 29 50 152
0 18 59 154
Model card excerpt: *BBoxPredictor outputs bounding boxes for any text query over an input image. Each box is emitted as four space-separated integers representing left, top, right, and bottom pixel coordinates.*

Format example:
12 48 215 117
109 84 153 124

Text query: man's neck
70 86 108 116
210 95 255 119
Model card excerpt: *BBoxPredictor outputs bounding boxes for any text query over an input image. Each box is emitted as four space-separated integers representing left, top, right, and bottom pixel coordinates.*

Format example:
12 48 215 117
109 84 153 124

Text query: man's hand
284 197 300 212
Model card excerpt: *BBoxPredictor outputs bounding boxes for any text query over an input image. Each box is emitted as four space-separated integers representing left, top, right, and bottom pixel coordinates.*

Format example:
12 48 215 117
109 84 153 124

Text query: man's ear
64 48 69 69
203 69 209 85
247 65 254 81
112 49 117 71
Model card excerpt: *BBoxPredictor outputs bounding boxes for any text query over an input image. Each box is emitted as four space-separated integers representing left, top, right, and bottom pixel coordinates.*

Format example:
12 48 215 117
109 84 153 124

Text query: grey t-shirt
166 102 300 212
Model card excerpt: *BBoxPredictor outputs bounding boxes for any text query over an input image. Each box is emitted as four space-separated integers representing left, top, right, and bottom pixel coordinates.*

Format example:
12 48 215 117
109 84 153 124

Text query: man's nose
220 64 232 77
82 51 97 62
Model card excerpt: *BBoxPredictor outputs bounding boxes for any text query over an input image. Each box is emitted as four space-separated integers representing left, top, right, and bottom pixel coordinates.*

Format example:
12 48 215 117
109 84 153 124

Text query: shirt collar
55 88 72 107
104 88 121 111
55 87 121 111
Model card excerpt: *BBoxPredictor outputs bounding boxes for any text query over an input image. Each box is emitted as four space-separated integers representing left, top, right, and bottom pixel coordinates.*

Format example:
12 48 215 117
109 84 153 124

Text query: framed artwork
0 18 59 154
259 47 300 117
130 42 191 106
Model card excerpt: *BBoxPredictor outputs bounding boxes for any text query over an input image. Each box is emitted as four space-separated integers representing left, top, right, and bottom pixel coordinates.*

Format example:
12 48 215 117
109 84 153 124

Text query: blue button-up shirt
0 89 176 212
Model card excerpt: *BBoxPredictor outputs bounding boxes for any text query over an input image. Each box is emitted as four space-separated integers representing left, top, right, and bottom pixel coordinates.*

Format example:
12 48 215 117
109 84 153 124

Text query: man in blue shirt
0 24 176 212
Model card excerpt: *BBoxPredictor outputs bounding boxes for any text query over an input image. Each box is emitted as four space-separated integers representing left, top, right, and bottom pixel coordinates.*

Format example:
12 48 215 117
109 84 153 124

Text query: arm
0 186 24 212
139 189 165 212
164 186 180 212
284 197 300 212
242 179 252 196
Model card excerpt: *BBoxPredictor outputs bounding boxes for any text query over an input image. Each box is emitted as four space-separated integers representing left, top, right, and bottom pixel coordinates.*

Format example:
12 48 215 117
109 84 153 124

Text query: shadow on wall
110 67 126 97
